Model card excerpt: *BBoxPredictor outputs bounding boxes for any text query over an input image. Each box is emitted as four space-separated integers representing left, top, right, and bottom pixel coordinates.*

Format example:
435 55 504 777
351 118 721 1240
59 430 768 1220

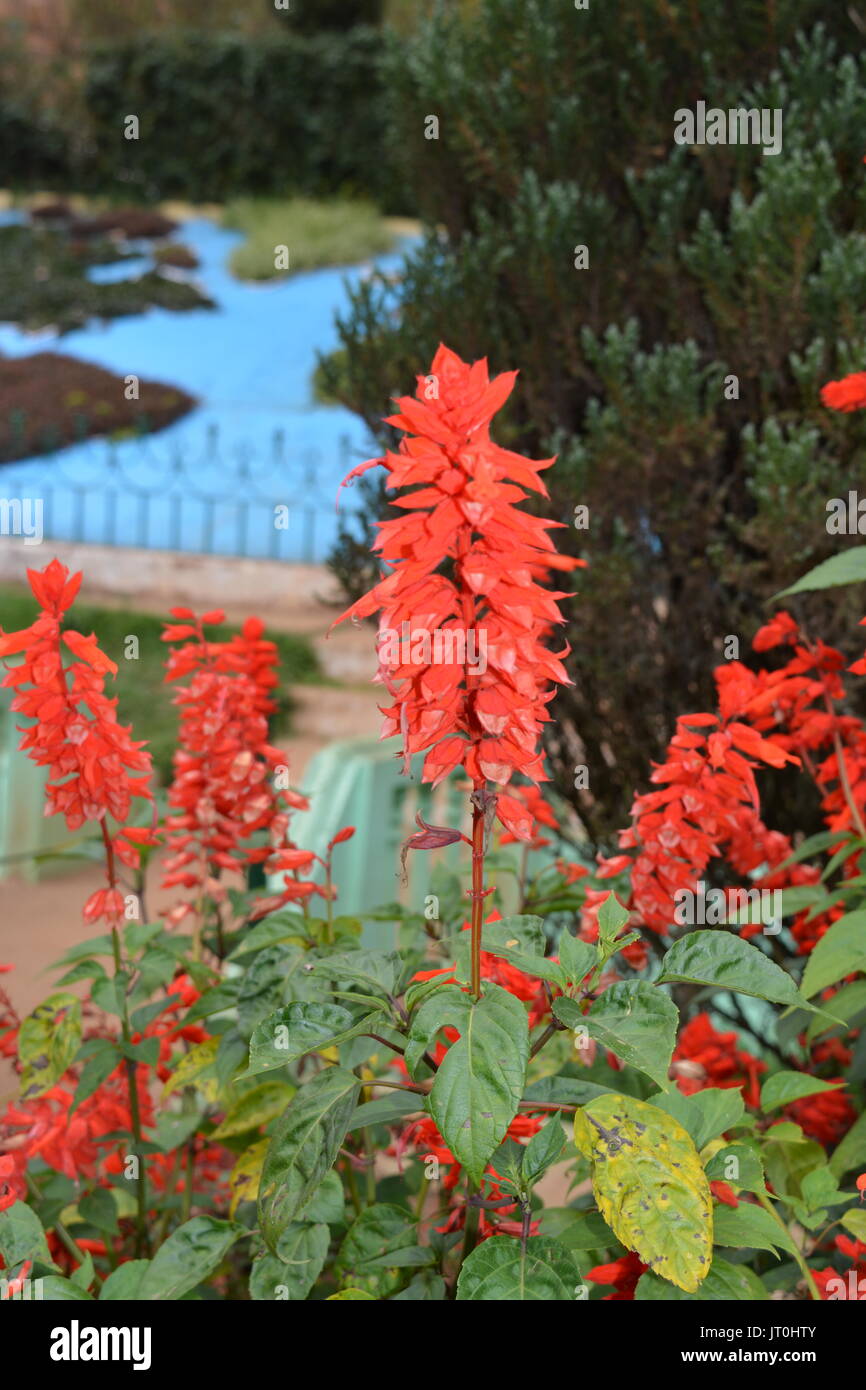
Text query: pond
0 213 411 561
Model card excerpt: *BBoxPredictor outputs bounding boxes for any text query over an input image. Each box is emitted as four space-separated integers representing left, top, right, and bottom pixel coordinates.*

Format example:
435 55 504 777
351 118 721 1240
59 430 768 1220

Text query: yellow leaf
575 1092 712 1294
229 1139 269 1218
161 1037 221 1101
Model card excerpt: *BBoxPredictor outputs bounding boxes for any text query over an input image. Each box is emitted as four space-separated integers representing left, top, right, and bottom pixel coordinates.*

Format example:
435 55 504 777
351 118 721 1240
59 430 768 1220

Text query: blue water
0 214 410 559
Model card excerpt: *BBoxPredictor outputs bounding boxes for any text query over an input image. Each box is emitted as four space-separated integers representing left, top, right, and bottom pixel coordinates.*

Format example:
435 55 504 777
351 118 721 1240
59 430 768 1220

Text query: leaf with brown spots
574 1093 712 1294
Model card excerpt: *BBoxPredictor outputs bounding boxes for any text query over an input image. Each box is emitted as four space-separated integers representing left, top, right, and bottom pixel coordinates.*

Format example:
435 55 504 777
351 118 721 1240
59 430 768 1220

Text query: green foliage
81 29 394 205
323 0 866 839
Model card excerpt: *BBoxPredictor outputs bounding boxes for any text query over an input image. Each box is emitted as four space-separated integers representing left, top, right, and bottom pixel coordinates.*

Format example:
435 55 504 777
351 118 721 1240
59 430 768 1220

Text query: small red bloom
821 372 866 412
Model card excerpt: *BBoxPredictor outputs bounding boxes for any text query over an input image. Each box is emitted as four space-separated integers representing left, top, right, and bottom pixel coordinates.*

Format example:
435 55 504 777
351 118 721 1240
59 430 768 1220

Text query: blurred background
3 0 866 996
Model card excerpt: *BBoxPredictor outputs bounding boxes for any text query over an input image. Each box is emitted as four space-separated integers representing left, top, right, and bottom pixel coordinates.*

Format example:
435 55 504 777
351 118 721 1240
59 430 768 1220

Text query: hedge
0 26 396 206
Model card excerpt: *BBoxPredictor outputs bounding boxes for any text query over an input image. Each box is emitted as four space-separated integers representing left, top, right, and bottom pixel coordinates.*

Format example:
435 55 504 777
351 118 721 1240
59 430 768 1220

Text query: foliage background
319 0 866 841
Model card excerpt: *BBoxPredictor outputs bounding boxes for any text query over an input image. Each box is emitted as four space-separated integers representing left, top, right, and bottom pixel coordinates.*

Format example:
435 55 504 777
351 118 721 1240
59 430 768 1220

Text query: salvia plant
0 349 865 1303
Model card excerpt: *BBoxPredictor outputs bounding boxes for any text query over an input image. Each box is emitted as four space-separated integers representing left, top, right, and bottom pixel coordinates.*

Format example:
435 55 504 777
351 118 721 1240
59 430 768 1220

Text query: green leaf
521 1118 567 1186
38 1276 94 1300
801 911 866 998
806 979 866 1041
760 1071 844 1112
392 1271 448 1300
704 1143 767 1196
348 1095 422 1128
211 1081 295 1139
597 892 631 943
574 1093 712 1294
0 1202 53 1272
764 1133 827 1200
78 1187 119 1236
537 1207 614 1251
404 983 473 1076
775 830 850 872
456 1235 580 1300
452 915 546 984
18 992 82 1098
801 1166 851 1215
635 1256 767 1301
335 1204 428 1298
70 1250 95 1291
712 1201 797 1257
478 941 568 990
557 930 598 985
99 1260 149 1300
138 1217 246 1300
775 546 866 598
841 1209 866 1243
184 981 241 1024
428 983 529 1185
348 1092 422 1131
237 944 305 1038
830 1110 866 1179
657 931 804 1007
250 1223 329 1300
228 911 308 959
244 1002 370 1077
554 981 678 1092
651 1087 745 1150
309 950 401 996
301 1169 345 1225
70 1038 123 1115
258 1066 360 1251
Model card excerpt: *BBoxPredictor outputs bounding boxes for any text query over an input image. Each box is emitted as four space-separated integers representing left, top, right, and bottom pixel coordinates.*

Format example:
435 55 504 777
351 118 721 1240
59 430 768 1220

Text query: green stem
457 1182 481 1278
362 1129 377 1206
756 1191 820 1301
25 1173 89 1271
109 907 150 1259
344 1158 363 1217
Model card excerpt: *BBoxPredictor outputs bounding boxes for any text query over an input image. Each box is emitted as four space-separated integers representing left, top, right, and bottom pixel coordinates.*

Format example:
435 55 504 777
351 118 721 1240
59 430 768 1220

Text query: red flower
0 1153 27 1213
161 611 327 924
786 1083 855 1149
709 1180 740 1208
332 345 583 825
586 1251 647 1300
0 560 154 924
821 372 866 412
671 1012 766 1107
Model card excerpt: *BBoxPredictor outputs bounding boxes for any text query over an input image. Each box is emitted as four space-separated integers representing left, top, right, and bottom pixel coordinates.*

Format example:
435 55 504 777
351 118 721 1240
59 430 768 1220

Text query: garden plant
1 347 865 1303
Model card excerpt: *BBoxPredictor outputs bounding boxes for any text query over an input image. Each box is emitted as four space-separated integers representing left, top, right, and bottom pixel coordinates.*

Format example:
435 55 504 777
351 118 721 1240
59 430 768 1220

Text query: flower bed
0 350 864 1303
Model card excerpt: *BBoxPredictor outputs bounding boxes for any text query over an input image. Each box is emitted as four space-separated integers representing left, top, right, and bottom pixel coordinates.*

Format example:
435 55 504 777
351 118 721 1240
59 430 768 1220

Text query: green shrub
80 28 396 206
322 0 866 842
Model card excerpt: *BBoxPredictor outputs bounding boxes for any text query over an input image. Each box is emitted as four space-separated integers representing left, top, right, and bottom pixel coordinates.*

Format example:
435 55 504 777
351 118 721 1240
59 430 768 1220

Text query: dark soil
153 242 200 269
0 352 196 463
70 208 178 239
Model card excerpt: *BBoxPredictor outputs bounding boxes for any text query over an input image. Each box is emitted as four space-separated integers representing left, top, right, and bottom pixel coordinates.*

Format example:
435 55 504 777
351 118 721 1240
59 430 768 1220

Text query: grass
0 586 323 785
222 196 398 281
